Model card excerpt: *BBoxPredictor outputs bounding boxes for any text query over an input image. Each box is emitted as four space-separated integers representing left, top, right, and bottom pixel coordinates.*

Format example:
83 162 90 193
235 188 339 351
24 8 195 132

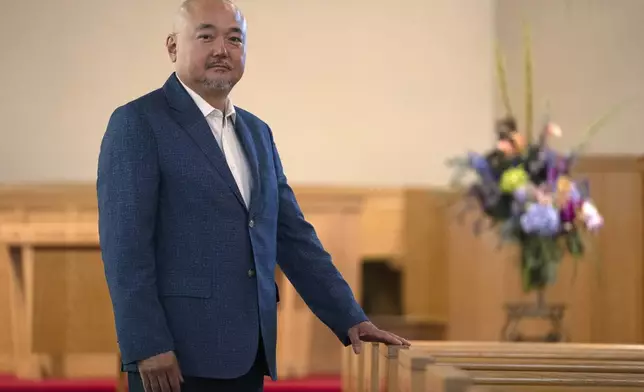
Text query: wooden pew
348 341 644 392
424 361 644 392
341 342 404 392
394 344 644 392
342 344 365 392
424 364 472 392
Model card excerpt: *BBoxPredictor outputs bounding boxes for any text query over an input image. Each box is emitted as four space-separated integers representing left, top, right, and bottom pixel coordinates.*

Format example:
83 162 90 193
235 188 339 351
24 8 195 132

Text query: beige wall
495 0 644 155
0 0 495 185
0 0 641 185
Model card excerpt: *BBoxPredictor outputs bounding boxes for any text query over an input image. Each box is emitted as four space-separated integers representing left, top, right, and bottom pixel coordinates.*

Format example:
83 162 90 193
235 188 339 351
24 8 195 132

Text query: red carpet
0 374 340 392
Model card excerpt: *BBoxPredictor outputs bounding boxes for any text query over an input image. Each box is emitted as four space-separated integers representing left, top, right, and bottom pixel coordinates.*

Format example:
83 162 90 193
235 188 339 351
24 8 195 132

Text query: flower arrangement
449 116 606 292
447 26 625 293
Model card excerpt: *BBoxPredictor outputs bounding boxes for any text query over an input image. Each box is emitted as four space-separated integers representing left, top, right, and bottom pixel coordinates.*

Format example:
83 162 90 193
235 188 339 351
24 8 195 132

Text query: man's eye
198 34 214 40
229 37 243 43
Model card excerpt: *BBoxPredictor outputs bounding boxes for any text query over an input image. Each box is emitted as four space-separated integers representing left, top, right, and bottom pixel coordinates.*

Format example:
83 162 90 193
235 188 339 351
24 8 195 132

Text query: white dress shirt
178 78 253 208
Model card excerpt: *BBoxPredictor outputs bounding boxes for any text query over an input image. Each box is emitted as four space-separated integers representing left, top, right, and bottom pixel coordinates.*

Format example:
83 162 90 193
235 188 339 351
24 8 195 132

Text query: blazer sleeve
268 128 368 345
97 104 174 364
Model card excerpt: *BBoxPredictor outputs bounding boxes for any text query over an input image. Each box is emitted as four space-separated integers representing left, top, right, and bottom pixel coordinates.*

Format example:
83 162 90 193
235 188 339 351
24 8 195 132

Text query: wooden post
377 344 408 392
397 349 434 392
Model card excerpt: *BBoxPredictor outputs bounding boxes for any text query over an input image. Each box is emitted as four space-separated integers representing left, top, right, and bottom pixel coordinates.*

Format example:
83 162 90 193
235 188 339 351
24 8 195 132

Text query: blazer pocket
158 275 212 299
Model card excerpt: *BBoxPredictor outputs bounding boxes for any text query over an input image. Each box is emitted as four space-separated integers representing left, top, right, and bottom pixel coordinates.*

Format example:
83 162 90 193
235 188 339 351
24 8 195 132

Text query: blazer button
247 269 256 277
249 219 255 228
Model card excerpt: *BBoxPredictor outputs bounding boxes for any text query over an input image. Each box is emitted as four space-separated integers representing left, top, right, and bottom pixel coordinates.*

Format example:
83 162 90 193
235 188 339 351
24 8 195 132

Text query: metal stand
501 289 567 342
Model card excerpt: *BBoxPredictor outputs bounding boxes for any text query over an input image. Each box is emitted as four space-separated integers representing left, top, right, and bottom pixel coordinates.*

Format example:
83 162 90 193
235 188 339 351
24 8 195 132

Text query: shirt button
248 269 256 277
249 219 255 228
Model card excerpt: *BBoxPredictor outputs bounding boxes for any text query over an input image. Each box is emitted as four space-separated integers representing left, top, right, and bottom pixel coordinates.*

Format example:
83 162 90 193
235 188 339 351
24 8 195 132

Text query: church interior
1 0 644 391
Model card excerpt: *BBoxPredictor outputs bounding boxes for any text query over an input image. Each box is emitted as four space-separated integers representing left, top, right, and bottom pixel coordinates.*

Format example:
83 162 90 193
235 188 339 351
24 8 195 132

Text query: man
97 0 409 391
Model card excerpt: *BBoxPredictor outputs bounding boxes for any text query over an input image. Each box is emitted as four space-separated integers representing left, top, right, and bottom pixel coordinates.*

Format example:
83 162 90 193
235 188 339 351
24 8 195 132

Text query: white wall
2 0 642 185
0 0 495 185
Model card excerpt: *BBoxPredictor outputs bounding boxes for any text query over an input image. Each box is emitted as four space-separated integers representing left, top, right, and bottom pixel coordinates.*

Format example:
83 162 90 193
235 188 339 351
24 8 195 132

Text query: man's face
167 0 246 94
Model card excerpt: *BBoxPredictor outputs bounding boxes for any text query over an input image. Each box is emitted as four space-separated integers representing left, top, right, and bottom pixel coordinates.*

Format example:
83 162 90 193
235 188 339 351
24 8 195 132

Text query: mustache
206 60 232 70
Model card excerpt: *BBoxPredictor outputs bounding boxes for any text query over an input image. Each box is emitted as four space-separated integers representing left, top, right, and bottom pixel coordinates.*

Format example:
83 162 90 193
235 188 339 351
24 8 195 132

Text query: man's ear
166 33 177 63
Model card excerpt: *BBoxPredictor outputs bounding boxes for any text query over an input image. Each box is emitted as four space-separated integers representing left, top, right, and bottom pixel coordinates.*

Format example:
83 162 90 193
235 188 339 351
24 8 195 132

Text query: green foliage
518 229 588 292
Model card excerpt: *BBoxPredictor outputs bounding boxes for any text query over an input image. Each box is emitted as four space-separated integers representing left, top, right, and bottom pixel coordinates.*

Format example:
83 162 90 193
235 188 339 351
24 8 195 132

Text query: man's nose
212 36 228 55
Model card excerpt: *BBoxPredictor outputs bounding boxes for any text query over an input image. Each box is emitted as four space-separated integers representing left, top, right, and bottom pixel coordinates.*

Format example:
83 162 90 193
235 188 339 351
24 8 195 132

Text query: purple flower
467 152 495 183
514 186 529 204
520 203 561 236
559 201 577 223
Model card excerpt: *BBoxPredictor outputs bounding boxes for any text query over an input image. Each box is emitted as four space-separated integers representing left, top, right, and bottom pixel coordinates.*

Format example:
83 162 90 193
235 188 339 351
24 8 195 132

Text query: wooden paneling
7 156 640 382
0 213 117 379
0 184 447 379
276 190 363 378
0 242 11 373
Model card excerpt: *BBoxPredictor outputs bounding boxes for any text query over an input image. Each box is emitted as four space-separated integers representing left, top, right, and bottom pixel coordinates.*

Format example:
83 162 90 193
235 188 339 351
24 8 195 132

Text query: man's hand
348 321 411 354
137 351 184 392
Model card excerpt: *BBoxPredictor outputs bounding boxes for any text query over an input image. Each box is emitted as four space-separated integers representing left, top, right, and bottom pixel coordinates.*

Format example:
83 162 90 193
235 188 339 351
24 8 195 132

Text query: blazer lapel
233 113 262 215
163 74 246 209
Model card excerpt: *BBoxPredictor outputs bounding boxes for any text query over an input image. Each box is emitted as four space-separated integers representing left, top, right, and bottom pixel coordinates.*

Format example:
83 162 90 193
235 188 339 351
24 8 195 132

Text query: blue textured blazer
97 73 367 380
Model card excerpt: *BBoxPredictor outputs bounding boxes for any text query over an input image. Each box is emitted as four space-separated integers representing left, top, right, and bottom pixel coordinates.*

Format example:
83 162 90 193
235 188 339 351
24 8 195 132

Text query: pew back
424 364 472 392
425 362 644 392
398 349 434 392
386 342 644 392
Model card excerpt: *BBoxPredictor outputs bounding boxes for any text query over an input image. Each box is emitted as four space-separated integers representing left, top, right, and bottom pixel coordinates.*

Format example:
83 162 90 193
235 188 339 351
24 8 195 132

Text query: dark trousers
127 340 267 392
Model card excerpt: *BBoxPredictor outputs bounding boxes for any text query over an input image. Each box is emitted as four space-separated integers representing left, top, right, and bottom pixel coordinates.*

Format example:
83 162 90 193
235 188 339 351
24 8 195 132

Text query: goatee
200 78 234 92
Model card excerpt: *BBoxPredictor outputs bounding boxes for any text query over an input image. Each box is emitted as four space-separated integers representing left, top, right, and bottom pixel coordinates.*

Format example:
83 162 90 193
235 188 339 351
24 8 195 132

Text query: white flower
581 201 603 231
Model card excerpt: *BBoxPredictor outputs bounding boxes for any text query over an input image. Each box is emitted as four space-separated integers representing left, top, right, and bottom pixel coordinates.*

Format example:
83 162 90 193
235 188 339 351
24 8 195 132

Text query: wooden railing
343 341 644 391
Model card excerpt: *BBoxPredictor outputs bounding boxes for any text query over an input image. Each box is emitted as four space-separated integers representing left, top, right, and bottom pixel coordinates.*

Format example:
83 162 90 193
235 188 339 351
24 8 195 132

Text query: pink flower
581 201 603 231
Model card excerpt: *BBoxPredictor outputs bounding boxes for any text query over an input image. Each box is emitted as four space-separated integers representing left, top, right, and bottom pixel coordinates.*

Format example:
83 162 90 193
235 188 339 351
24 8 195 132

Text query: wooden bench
342 341 413 392
398 347 644 392
342 341 644 392
423 361 644 392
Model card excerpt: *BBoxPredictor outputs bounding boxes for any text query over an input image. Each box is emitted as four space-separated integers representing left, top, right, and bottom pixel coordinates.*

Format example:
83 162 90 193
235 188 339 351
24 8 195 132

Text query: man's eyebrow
195 23 215 31
195 23 243 35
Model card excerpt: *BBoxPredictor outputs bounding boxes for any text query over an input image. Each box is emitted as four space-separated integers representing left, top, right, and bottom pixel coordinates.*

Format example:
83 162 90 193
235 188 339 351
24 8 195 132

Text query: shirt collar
177 76 236 122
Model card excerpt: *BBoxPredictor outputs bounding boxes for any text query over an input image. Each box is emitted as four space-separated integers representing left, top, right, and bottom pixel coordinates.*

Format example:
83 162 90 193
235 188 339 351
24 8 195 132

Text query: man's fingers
169 375 182 392
141 372 152 392
169 366 183 392
362 329 403 346
348 328 362 354
391 332 411 346
379 330 403 345
147 374 161 392
157 372 172 392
